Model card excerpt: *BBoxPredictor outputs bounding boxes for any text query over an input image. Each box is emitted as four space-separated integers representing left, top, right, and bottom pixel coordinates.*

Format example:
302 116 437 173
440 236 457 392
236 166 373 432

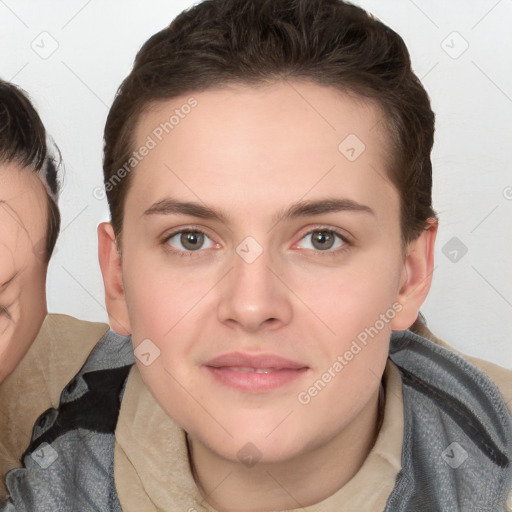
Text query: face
0 162 48 383
102 81 434 465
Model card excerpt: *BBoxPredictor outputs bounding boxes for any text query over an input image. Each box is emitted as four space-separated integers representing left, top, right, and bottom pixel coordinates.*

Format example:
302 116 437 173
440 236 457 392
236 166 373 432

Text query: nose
216 245 293 333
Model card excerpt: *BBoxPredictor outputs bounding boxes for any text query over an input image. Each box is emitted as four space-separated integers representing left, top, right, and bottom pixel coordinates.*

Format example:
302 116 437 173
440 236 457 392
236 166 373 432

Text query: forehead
128 81 398 225
136 81 390 159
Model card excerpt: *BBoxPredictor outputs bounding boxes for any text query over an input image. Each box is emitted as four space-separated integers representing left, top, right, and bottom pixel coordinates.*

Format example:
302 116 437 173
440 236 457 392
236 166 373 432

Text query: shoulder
387 323 512 510
0 314 109 499
460 352 512 413
22 313 110 402
31 313 112 405
3 330 134 511
0 313 109 420
40 313 110 355
409 319 512 413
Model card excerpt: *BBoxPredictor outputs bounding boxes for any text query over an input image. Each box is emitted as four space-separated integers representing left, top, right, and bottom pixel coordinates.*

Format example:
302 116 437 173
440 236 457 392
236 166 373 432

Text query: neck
189 386 383 511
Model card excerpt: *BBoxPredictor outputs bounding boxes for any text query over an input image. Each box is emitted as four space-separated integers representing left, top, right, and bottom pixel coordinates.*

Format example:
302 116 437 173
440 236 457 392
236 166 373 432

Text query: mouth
204 352 309 393
223 367 285 374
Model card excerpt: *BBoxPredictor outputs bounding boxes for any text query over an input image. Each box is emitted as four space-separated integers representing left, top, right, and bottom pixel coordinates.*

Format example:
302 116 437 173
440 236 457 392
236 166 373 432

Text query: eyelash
0 304 12 321
298 227 352 257
160 226 352 258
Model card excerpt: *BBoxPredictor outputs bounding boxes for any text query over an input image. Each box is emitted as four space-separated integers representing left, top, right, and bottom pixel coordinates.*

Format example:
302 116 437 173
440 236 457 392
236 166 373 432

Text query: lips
204 352 308 392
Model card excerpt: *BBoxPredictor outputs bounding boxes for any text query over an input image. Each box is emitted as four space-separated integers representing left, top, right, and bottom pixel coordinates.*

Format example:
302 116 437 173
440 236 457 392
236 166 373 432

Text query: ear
391 218 438 331
97 222 131 335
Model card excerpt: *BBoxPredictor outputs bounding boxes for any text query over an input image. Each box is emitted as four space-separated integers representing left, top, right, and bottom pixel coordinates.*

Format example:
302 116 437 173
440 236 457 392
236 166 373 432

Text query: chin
192 415 316 465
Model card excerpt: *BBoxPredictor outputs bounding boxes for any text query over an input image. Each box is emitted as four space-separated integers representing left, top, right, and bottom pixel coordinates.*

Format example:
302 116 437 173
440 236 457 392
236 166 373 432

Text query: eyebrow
144 197 375 225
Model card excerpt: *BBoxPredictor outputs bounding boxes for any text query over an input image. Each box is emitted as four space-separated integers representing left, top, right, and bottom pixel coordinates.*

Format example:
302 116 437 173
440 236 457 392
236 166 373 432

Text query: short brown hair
104 0 437 243
0 79 61 260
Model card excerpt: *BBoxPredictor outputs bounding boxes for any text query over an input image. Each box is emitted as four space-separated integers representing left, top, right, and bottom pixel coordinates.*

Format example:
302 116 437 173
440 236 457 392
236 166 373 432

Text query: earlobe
391 218 438 331
97 222 131 335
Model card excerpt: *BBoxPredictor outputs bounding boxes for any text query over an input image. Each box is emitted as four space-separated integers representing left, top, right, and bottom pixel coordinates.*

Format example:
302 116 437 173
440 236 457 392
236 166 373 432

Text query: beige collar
114 361 403 511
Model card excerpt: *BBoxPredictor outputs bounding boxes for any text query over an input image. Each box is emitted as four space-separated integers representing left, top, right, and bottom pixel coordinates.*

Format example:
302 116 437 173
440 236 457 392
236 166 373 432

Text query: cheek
123 253 209 345
330 277 399 340
12 269 47 345
0 264 45 332
294 254 400 415
19 270 47 320
292 253 402 341
0 278 46 383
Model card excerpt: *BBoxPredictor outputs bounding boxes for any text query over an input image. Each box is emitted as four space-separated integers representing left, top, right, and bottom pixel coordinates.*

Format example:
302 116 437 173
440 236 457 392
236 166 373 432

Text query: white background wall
1 0 511 368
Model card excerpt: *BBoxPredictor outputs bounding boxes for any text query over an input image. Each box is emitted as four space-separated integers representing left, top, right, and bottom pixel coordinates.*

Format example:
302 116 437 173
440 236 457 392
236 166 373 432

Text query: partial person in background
0 79 108 499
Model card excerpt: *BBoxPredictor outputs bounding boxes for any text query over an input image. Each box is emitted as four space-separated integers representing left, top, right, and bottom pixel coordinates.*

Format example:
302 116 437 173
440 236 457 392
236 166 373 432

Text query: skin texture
99 81 437 511
0 162 48 383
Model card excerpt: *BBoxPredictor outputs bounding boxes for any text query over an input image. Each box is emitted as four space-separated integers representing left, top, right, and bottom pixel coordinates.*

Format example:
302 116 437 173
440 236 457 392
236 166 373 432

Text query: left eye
166 230 216 252
296 230 346 251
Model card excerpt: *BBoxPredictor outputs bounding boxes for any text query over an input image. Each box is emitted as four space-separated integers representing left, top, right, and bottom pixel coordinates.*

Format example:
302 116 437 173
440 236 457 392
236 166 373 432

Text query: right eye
162 228 218 257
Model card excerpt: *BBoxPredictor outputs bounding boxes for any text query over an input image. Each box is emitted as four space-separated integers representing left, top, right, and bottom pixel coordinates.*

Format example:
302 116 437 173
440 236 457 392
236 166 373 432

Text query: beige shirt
0 313 108 499
114 327 512 512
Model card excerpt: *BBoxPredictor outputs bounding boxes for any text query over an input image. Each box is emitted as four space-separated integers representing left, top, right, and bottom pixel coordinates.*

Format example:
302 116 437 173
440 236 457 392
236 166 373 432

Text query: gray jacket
2 329 511 511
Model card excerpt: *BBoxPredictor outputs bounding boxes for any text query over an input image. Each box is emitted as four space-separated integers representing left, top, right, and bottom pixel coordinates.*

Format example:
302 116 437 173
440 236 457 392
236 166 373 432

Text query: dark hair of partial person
0 79 61 261
103 0 437 246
